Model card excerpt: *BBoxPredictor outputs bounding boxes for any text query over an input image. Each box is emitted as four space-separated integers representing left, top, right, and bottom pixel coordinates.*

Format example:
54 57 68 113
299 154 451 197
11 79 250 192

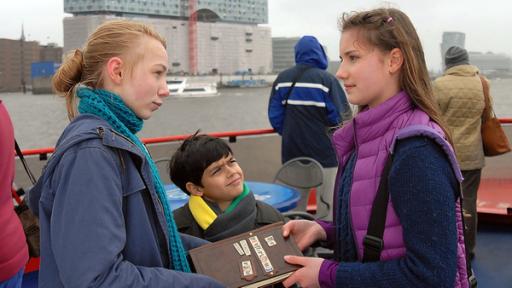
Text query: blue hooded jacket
268 36 351 167
294 35 328 70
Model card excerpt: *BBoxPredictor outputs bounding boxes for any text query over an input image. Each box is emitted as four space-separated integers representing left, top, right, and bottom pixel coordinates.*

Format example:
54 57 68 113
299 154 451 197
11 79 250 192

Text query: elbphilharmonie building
63 0 272 74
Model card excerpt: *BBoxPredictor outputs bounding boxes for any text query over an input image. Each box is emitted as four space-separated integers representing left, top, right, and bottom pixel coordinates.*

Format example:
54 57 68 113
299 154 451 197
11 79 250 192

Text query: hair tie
72 49 84 82
386 16 393 23
74 48 83 59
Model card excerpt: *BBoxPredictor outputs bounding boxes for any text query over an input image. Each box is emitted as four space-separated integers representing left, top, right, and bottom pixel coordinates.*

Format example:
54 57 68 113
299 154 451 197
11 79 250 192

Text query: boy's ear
185 182 203 196
388 48 404 74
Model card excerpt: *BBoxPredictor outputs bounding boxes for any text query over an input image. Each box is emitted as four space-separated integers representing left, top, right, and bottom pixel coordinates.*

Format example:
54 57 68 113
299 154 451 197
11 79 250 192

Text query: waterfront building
469 51 512 77
63 0 272 75
0 37 39 93
39 43 63 63
0 25 63 93
272 37 299 73
440 31 465 68
64 0 267 25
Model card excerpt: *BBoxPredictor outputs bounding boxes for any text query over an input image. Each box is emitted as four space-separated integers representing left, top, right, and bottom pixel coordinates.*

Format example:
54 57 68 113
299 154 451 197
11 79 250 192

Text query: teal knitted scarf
76 86 190 272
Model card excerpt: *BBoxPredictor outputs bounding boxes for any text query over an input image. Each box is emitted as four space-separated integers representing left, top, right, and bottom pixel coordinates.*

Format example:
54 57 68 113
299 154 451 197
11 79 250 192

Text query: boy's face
188 154 245 205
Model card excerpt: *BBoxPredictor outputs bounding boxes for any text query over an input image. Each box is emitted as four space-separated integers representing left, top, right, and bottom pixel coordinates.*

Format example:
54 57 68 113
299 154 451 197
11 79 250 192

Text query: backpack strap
14 139 37 185
282 65 314 109
363 127 477 287
362 155 393 262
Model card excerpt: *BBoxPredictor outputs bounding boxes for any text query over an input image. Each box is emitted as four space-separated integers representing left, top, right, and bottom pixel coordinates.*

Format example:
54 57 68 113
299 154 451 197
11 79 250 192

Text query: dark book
188 222 303 288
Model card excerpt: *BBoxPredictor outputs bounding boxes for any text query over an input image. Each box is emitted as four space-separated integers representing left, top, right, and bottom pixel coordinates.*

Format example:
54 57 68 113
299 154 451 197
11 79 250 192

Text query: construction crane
188 0 197 75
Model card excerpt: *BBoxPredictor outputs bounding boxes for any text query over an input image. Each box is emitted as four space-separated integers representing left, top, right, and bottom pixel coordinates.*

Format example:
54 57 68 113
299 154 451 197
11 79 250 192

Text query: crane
188 0 197 75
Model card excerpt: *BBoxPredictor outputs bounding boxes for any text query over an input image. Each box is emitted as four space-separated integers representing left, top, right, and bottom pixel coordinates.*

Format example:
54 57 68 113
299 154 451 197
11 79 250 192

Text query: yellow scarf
189 183 249 230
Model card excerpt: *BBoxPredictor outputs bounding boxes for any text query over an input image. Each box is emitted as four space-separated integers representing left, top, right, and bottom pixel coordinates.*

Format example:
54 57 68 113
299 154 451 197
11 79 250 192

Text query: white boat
166 78 219 98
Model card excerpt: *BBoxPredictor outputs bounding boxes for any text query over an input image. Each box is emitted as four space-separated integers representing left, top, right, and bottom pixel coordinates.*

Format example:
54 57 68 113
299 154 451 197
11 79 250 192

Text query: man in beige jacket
433 46 486 259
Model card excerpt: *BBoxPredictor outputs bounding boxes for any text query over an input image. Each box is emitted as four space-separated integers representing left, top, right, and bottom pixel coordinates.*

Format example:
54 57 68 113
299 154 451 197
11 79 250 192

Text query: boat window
183 88 207 92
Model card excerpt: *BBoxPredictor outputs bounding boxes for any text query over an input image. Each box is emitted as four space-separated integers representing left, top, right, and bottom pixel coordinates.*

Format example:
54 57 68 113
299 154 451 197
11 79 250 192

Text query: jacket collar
29 114 146 216
333 91 413 158
444 64 479 77
57 114 146 160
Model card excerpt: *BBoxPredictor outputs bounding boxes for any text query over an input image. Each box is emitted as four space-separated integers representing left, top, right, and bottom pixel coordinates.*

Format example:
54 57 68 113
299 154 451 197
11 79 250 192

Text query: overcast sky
1 0 510 71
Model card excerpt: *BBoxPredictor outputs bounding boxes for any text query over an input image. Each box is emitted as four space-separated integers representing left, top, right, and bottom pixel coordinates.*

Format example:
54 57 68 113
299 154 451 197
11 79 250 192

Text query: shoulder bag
480 76 511 156
12 140 40 257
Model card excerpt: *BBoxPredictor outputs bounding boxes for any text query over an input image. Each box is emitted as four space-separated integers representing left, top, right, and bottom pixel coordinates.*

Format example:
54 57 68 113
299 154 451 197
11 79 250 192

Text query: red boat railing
17 128 276 157
15 119 512 157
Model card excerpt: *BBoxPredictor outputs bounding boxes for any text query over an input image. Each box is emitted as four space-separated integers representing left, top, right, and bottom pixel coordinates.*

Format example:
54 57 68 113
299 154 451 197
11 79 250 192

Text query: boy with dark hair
170 134 284 242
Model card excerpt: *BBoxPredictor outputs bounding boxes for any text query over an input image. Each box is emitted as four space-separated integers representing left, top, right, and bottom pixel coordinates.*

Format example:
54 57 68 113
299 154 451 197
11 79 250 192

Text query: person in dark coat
170 134 284 242
268 36 352 220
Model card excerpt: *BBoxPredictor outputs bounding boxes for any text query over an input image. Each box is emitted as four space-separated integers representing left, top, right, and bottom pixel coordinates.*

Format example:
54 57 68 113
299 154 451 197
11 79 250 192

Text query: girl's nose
158 86 170 98
336 63 347 80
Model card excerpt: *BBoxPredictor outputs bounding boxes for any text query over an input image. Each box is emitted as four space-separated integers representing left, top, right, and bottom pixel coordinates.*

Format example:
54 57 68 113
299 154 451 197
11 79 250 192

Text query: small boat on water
166 78 219 98
224 79 270 88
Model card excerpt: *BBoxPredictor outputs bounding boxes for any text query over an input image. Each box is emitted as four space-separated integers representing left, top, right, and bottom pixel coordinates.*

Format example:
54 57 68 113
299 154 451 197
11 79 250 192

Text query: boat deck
472 222 512 287
478 179 512 219
15 121 512 287
20 222 512 288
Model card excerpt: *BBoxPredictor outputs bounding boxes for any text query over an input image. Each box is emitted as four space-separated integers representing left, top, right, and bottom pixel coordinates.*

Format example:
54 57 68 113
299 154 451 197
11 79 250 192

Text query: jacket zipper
96 127 104 138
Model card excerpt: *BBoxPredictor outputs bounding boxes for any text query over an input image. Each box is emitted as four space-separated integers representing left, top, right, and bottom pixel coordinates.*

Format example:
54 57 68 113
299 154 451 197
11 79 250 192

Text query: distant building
272 37 299 73
469 51 512 76
0 38 40 92
63 0 272 75
0 26 63 93
39 43 63 63
64 0 268 25
271 37 330 74
440 31 465 69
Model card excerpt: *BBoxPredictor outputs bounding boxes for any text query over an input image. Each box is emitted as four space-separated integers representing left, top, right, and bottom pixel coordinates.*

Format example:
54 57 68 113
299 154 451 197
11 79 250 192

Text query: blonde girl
29 20 223 287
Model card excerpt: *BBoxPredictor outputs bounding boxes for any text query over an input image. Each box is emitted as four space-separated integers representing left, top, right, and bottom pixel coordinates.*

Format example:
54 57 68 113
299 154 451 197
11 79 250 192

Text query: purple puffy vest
332 91 469 287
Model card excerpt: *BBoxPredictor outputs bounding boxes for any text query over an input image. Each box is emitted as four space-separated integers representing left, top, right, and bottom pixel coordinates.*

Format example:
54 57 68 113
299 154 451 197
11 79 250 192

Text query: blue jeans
0 268 24 288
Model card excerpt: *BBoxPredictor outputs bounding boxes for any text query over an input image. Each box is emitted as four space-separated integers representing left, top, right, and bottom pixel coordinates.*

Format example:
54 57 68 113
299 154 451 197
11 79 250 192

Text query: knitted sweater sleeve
329 136 459 288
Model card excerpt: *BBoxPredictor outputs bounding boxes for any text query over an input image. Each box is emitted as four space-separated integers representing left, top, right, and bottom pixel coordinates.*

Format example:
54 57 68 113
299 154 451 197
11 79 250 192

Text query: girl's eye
212 168 221 175
349 55 358 62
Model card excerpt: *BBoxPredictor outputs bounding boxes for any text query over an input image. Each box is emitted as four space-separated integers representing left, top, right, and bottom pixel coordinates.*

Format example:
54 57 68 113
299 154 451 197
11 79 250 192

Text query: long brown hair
339 8 452 144
52 20 166 120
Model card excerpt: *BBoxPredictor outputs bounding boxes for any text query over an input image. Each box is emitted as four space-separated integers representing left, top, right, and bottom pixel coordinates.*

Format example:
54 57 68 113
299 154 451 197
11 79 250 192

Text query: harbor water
1 78 511 149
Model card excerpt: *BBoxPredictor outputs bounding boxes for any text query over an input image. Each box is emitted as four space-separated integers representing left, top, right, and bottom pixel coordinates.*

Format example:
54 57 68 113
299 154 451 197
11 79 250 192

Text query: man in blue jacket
268 36 352 221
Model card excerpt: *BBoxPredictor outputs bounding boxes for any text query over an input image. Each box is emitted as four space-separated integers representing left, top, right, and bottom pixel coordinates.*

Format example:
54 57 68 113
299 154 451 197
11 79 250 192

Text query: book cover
188 222 302 288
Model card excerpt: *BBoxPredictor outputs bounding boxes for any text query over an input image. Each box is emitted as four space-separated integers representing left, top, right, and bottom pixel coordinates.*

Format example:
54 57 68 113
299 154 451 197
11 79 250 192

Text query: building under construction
63 0 272 75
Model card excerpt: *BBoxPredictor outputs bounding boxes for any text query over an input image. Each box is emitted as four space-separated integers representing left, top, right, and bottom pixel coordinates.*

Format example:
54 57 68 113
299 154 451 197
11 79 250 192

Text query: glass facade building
64 0 268 24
